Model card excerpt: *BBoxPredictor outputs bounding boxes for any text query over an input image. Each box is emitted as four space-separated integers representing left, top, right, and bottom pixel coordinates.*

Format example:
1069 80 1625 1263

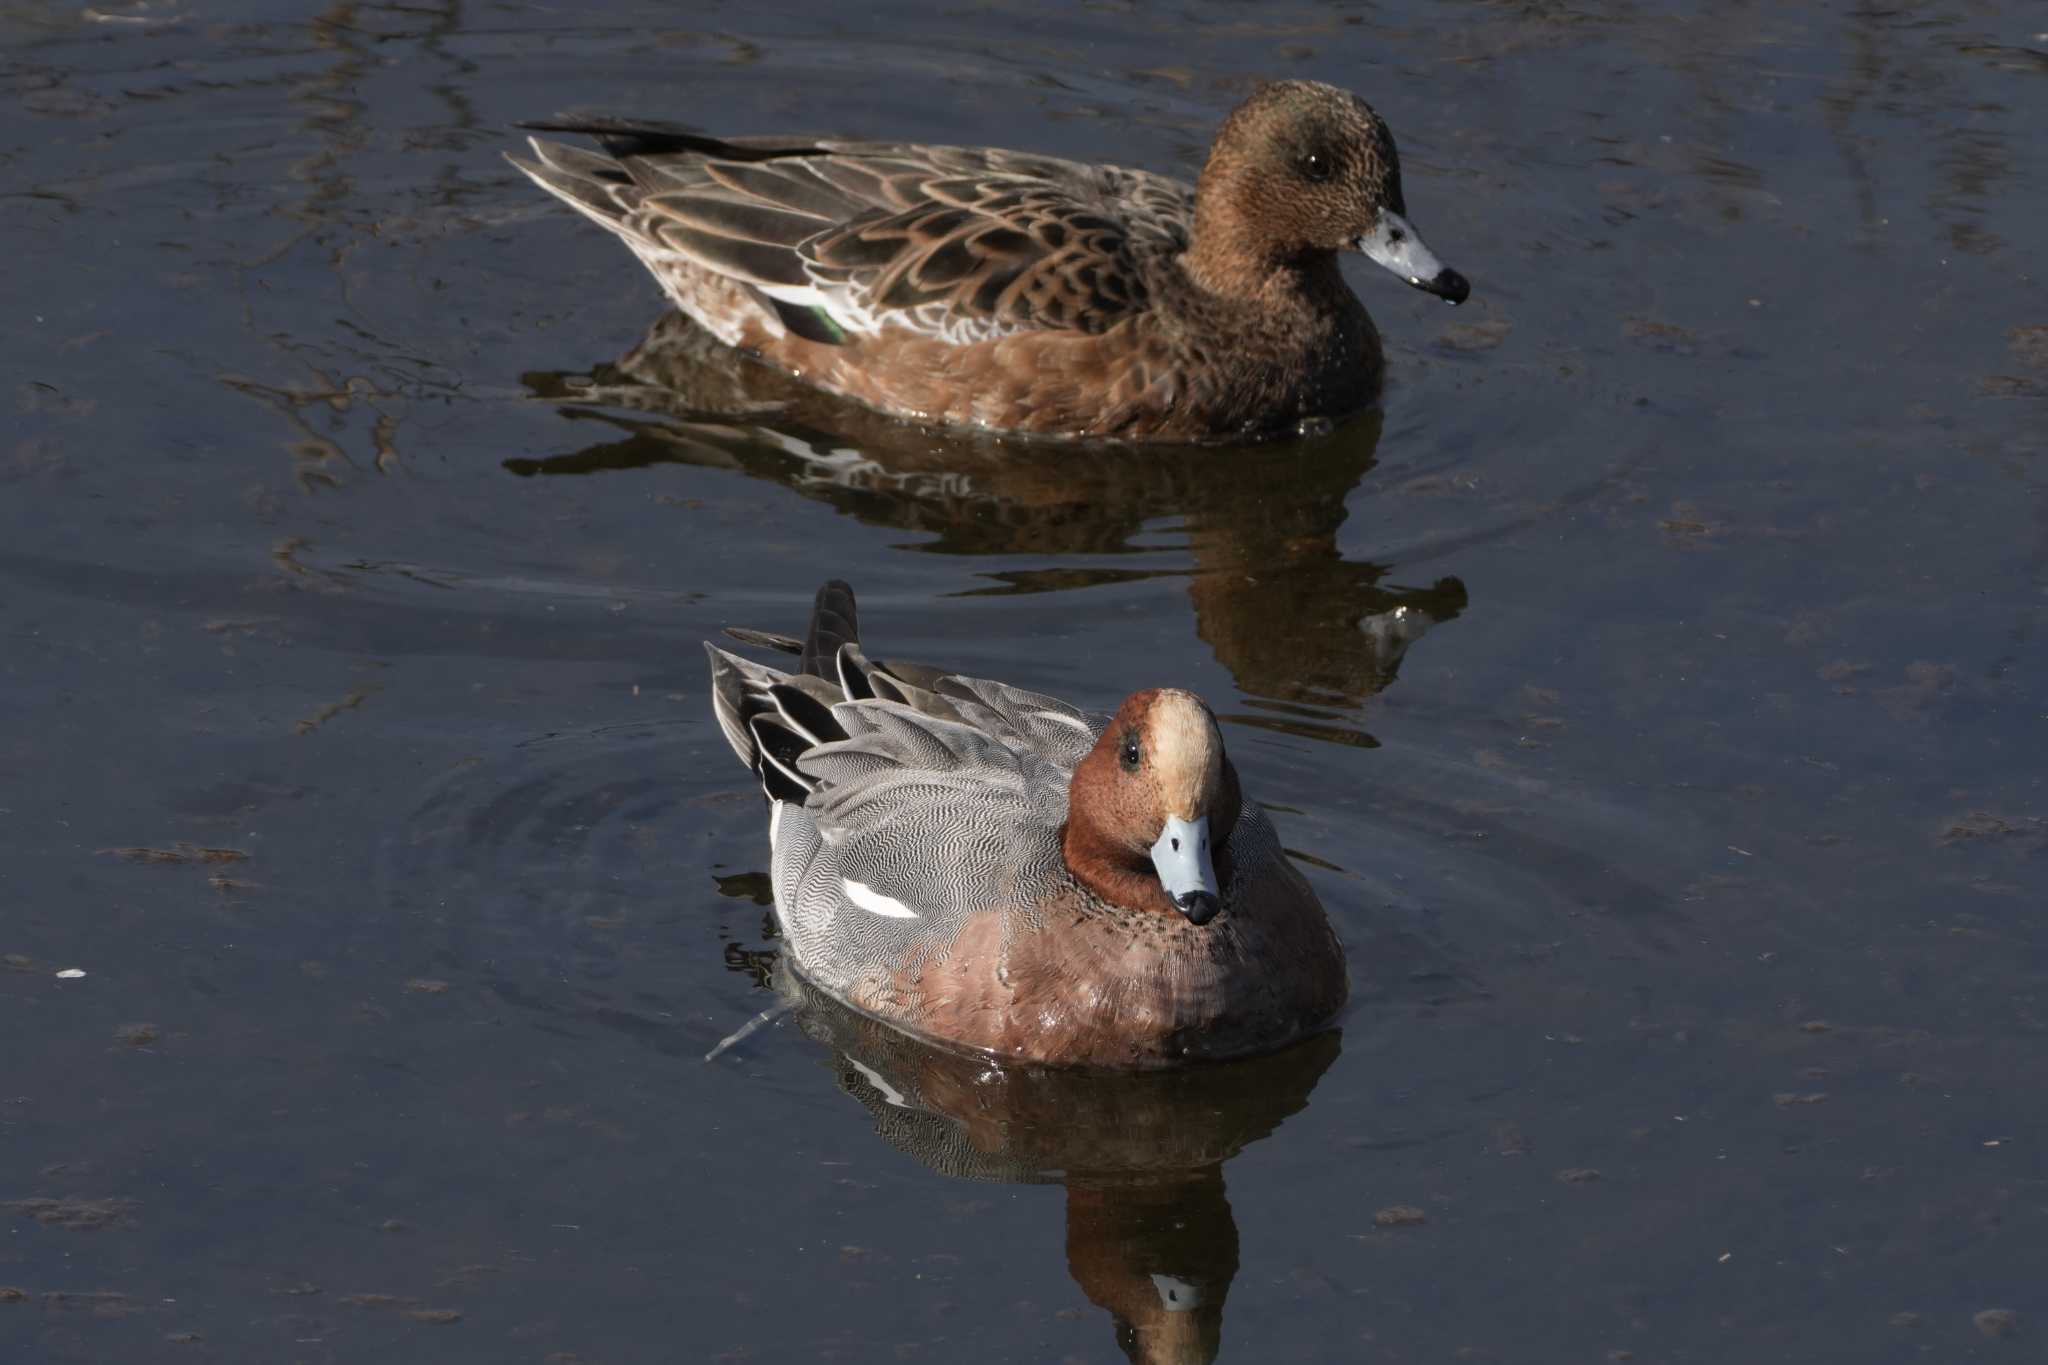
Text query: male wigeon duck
511 80 1469 442
705 582 1348 1067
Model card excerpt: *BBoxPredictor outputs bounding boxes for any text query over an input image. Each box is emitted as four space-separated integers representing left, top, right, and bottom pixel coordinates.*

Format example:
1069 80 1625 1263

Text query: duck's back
514 128 1190 346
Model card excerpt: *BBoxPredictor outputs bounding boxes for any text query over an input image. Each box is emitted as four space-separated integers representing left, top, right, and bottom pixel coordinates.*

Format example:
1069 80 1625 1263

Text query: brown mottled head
1062 688 1244 925
1186 80 1468 305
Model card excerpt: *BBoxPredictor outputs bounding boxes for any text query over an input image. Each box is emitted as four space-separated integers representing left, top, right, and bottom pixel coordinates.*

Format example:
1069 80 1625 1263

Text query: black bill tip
1176 890 1222 927
1414 267 1470 305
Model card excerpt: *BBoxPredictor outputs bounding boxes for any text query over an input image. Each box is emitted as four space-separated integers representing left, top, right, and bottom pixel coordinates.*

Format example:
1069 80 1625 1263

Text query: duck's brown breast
847 856 1346 1067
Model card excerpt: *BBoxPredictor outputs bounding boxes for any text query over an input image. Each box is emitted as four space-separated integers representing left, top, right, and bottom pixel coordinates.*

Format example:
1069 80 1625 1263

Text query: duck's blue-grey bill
1151 813 1222 925
1355 210 1470 304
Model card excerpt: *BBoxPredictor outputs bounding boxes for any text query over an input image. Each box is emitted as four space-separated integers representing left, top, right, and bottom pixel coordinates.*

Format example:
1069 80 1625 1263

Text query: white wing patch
843 877 919 919
757 265 1030 346
758 273 885 340
1031 709 1091 733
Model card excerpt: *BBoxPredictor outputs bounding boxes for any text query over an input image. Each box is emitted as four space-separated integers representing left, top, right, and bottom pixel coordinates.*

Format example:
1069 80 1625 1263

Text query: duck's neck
1060 820 1180 918
1182 229 1342 307
1058 761 1245 917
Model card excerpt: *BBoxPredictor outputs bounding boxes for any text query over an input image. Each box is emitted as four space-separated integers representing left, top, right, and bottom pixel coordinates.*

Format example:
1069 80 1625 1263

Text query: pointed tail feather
506 139 637 235
705 642 777 771
516 118 825 163
801 580 860 681
722 626 802 655
705 635 856 804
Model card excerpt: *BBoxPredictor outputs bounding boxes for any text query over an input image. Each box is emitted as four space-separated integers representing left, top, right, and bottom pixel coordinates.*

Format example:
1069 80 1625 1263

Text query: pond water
3 0 2045 1360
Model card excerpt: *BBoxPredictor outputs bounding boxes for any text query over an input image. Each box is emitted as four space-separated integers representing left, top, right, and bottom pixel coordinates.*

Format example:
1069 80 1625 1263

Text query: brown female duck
511 80 1468 441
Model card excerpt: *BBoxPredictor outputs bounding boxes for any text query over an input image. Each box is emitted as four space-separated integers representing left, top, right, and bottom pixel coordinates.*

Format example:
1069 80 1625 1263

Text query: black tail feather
750 715 812 804
834 644 876 702
768 682 847 749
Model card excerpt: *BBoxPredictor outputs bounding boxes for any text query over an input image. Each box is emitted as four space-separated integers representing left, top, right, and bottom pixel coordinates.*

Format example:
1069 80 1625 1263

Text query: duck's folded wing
921 673 1105 770
615 143 1189 345
773 702 1066 973
805 699 1061 838
789 179 1147 343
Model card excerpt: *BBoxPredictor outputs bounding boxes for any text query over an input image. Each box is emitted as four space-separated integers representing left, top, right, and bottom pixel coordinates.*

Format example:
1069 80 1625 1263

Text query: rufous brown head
1190 79 1469 304
1063 688 1244 924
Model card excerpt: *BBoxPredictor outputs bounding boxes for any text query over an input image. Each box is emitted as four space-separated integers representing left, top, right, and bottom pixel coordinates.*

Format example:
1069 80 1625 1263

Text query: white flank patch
844 1058 909 1108
1031 709 1091 733
843 878 918 919
768 800 786 855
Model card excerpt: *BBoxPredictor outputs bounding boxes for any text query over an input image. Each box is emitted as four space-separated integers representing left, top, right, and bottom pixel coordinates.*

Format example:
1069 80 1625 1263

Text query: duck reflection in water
511 312 1466 727
751 964 1340 1364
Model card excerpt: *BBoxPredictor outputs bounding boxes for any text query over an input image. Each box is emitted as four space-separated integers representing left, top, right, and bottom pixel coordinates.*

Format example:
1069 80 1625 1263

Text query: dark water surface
4 0 2045 1359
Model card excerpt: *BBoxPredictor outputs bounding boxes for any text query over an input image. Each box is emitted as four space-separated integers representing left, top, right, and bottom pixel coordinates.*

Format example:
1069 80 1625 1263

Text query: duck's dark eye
1299 150 1332 183
1118 732 1142 772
